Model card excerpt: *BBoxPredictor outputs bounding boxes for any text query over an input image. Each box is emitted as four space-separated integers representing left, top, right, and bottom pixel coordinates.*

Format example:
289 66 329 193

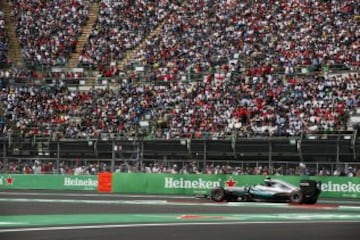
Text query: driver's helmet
264 177 272 186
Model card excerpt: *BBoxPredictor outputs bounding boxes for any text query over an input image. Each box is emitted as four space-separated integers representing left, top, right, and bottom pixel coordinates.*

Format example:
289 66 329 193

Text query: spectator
346 166 355 177
32 160 42 174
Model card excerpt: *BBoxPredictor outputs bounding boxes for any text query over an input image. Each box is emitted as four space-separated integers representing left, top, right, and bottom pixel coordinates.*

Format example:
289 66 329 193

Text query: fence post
298 131 304 162
352 129 357 161
336 135 340 163
2 137 7 172
268 141 272 174
231 133 237 159
111 140 115 172
56 141 60 174
203 140 207 172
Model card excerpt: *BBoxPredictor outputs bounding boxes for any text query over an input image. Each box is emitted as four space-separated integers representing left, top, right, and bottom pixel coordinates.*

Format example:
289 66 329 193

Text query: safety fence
1 156 360 177
1 131 359 171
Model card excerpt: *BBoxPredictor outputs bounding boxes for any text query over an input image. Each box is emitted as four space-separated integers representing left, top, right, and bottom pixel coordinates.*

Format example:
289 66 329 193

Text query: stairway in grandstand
0 0 23 65
117 0 188 72
36 136 50 157
116 18 167 72
0 97 20 135
348 107 360 130
67 1 100 69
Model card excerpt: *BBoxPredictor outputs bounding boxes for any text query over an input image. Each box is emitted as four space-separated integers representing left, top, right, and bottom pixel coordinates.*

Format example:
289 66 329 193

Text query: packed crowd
2 159 360 177
2 0 358 77
0 0 359 139
1 72 359 138
0 10 8 65
133 0 360 80
78 0 181 76
9 0 91 66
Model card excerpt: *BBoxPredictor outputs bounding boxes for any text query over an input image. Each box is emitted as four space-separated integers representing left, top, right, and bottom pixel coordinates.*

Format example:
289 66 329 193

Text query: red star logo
6 176 14 185
226 178 236 187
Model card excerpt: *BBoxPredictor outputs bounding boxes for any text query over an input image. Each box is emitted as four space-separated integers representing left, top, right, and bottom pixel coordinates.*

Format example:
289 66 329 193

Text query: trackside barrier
0 174 98 191
1 174 360 199
112 174 360 199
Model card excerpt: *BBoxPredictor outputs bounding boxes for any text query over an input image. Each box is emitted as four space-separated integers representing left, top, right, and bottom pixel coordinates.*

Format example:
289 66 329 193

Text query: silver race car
209 178 321 204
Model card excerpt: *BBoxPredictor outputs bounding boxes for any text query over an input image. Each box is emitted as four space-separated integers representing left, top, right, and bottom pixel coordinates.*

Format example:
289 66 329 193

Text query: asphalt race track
0 190 359 240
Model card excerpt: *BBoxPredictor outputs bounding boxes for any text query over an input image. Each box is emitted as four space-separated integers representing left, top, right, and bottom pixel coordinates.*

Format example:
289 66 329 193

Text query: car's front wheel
210 187 226 202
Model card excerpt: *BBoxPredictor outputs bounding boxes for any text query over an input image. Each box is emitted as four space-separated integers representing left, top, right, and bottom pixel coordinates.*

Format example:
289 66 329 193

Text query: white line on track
0 198 167 205
0 191 191 199
1 191 359 205
0 222 26 225
0 220 360 233
2 197 360 212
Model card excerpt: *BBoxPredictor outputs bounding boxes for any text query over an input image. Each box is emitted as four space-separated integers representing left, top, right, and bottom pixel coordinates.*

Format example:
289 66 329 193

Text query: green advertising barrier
112 173 360 199
1 173 359 199
0 174 98 191
307 176 360 199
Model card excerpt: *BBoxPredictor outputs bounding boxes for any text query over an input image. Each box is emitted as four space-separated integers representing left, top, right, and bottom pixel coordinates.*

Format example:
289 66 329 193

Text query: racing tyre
289 190 304 204
303 196 318 204
210 187 226 202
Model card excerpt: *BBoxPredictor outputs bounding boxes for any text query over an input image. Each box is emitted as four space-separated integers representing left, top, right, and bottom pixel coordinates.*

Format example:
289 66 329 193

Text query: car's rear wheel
211 187 226 202
289 190 304 204
303 196 318 204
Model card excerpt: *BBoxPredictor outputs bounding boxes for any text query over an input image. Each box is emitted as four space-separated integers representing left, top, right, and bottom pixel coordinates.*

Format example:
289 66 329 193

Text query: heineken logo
164 177 221 189
0 176 14 185
321 181 360 193
6 176 14 185
64 177 98 187
225 178 237 187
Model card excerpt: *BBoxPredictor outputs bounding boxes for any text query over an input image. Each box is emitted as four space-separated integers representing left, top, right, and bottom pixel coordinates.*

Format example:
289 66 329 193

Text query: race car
209 178 321 204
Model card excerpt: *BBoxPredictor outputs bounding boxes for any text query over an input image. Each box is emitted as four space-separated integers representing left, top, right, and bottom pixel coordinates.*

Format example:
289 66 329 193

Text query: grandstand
0 0 359 174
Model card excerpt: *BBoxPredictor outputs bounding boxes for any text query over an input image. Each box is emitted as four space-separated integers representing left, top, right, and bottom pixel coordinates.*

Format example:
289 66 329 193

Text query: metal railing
0 130 359 174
